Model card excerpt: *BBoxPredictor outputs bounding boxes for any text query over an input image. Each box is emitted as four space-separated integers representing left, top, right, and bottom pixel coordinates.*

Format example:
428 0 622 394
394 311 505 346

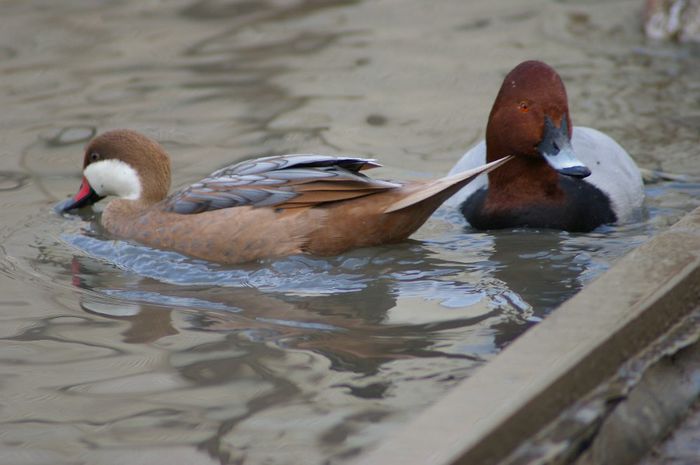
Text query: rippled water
1 1 700 464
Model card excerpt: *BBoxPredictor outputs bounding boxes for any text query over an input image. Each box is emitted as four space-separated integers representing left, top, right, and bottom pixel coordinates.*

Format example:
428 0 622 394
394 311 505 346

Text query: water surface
1 1 699 464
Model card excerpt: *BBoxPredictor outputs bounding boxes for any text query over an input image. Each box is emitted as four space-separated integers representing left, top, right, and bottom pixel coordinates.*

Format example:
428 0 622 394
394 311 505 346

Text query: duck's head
55 130 171 213
485 60 591 178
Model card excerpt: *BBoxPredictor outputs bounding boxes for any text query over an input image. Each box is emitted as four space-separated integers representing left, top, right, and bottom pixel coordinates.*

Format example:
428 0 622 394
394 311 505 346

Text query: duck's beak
537 115 591 178
54 177 104 213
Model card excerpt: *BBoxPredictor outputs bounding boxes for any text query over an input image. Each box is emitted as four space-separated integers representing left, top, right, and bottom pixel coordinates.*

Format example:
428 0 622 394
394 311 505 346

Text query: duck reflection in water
67 246 501 377
481 229 591 349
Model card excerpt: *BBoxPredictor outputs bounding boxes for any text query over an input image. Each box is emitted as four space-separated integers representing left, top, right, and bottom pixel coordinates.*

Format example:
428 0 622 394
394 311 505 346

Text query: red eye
518 101 529 112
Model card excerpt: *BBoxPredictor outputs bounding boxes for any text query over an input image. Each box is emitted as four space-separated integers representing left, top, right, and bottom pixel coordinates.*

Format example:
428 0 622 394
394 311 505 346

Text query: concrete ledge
573 328 700 465
356 206 700 465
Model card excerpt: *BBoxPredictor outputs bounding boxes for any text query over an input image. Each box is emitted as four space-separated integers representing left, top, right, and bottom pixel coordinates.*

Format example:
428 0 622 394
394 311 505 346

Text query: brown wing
163 154 401 214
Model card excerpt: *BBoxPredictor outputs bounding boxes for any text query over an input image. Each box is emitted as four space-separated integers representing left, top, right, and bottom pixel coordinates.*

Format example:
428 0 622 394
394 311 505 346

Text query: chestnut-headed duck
56 130 510 264
445 60 644 232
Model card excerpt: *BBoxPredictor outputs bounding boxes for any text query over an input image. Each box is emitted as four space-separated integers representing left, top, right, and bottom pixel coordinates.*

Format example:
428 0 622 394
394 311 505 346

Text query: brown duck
56 130 510 264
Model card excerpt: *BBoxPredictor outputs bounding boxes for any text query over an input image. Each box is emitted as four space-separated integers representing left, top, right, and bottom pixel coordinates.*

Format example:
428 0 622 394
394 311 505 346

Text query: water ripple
62 234 372 295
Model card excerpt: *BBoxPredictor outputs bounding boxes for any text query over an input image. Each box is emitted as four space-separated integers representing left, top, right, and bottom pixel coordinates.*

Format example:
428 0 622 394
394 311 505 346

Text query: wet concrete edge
354 206 700 465
497 306 700 465
572 322 700 465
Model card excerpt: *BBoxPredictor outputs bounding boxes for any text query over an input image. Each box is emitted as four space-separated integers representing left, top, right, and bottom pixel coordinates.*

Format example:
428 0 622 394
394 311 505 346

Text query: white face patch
84 159 142 200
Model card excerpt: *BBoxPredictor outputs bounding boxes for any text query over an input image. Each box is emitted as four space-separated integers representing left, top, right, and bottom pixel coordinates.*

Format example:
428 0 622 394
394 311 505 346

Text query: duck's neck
101 198 157 238
485 153 564 209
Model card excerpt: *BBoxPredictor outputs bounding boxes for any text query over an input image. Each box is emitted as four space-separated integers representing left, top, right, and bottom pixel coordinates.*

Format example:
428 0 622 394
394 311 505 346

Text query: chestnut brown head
485 61 590 178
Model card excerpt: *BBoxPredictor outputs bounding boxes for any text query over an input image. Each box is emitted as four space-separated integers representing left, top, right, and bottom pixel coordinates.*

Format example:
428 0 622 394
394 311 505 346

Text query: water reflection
489 230 585 315
66 239 502 368
45 234 506 462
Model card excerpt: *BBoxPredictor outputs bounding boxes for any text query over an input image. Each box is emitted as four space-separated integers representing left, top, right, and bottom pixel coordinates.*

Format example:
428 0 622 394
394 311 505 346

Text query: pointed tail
383 156 512 213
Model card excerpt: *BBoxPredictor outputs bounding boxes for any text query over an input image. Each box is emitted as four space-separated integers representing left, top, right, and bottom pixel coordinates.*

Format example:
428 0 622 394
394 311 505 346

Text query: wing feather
163 154 398 214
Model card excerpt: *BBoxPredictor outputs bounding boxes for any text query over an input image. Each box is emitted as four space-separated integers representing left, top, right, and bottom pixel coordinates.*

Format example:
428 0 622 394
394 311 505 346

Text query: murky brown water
1 1 699 464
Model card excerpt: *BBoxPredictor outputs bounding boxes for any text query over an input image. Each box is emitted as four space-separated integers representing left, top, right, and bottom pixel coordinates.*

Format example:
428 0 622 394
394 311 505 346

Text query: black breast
460 176 617 232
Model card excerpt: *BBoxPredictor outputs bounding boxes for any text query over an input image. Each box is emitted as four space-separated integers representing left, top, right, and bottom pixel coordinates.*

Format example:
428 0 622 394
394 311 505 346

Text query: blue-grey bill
542 143 591 179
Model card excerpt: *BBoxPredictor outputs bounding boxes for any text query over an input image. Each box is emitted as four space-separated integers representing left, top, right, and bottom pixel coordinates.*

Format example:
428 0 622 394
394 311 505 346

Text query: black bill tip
557 165 592 179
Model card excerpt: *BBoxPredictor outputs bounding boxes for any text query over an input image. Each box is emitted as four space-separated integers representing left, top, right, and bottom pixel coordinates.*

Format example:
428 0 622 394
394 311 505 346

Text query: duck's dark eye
89 152 100 162
518 101 529 112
